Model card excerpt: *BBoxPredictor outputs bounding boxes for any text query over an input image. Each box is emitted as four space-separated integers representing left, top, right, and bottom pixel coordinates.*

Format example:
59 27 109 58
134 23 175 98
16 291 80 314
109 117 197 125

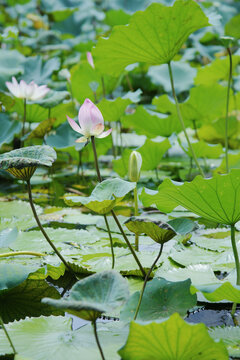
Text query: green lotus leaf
225 14 240 39
0 146 56 170
0 279 62 323
198 282 240 303
209 326 240 358
93 0 209 76
121 106 181 138
42 270 129 321
0 264 38 291
0 316 128 360
119 313 228 360
120 278 196 322
195 56 240 85
97 97 131 123
64 178 135 214
124 217 176 244
140 169 240 225
0 227 18 248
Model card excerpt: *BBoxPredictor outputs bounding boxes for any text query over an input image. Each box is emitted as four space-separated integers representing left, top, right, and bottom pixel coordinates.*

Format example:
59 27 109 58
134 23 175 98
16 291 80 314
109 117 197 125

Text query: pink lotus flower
67 99 112 143
87 52 95 69
6 77 50 101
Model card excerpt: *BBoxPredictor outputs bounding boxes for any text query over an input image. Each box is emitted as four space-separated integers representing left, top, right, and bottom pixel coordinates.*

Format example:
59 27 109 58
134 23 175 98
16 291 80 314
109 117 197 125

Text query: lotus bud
129 151 142 182
87 52 95 69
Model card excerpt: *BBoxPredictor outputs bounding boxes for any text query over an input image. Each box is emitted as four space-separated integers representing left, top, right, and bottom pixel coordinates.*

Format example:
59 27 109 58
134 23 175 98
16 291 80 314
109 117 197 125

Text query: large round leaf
119 313 228 360
93 0 209 76
43 270 129 321
140 169 240 225
0 316 128 360
120 278 196 322
0 146 56 170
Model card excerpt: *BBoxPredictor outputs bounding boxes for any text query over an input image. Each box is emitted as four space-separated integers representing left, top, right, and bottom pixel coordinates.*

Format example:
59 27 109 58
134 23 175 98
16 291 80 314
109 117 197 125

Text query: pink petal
76 136 88 143
87 52 95 69
67 116 83 134
96 128 112 139
78 99 93 133
91 123 104 136
90 102 104 128
6 81 19 98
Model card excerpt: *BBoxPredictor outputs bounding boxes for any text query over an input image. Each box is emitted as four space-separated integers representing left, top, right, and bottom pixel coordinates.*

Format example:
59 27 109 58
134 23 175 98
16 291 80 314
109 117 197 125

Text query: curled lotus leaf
0 145 56 170
42 270 129 322
124 217 176 244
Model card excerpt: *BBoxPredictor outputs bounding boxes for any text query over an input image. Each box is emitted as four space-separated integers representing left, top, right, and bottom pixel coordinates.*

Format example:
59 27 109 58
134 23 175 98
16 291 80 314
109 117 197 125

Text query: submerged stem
134 186 139 251
92 321 105 360
91 136 115 269
26 180 74 275
0 316 17 355
225 47 233 174
134 243 164 320
167 62 204 177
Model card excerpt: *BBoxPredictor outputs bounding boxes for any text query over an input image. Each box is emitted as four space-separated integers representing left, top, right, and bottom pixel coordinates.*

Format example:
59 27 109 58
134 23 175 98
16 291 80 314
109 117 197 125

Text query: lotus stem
26 180 75 275
91 136 145 276
91 136 115 269
225 47 233 174
167 61 204 177
0 251 45 258
230 224 240 318
134 186 139 251
134 243 164 320
21 98 27 147
111 210 146 278
48 108 51 119
0 316 17 355
92 320 105 360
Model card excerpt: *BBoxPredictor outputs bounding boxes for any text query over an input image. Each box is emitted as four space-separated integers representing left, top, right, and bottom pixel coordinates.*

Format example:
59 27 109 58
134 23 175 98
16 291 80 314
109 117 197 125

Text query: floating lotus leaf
42 270 129 321
119 313 228 360
64 178 135 214
124 217 176 244
120 278 196 322
140 170 240 225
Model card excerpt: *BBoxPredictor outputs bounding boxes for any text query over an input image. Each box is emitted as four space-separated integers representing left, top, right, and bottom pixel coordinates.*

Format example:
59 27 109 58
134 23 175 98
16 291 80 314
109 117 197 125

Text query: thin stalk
225 47 233 174
118 121 123 156
68 81 75 112
167 62 204 177
230 224 240 318
48 108 51 119
26 180 74 275
103 215 115 269
21 98 27 147
231 224 240 285
0 316 17 355
134 243 164 320
92 321 105 360
134 186 139 251
126 74 134 91
111 210 146 278
91 136 115 269
91 136 145 276
0 251 45 258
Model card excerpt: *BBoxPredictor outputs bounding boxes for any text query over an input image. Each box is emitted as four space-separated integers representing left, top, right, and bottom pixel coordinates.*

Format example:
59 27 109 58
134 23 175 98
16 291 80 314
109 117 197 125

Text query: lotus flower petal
96 128 112 138
76 136 88 143
67 116 83 134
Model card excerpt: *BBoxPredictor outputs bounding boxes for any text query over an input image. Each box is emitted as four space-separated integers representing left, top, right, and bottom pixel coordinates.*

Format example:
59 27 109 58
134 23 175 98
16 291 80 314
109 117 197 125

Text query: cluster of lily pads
1 0 240 359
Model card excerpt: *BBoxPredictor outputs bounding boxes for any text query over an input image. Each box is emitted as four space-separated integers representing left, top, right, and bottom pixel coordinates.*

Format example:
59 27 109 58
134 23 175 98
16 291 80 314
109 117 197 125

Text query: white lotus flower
6 77 50 101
